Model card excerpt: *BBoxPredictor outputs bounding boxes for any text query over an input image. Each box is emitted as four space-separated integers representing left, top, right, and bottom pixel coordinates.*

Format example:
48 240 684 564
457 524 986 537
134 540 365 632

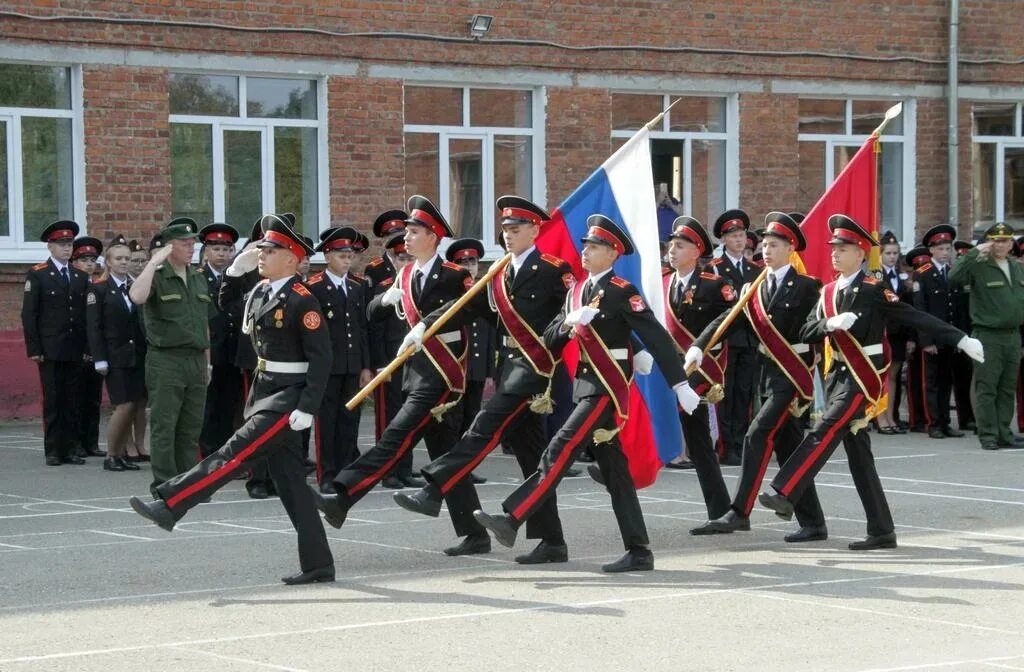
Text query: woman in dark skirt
86 235 147 471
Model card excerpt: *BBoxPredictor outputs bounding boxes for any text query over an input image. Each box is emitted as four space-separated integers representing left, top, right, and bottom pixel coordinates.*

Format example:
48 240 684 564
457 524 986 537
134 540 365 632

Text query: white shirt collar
110 273 128 287
837 270 861 290
512 246 536 273
414 254 439 276
325 269 347 288
588 267 613 284
206 263 222 279
726 252 744 267
770 264 791 284
50 257 68 273
882 264 896 275
674 267 696 287
268 276 292 295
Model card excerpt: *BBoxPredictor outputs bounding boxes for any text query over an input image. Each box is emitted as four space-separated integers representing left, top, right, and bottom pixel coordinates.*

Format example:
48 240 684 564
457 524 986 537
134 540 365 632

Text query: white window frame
169 73 329 243
797 97 917 246
403 84 546 259
972 102 1024 227
0 63 86 264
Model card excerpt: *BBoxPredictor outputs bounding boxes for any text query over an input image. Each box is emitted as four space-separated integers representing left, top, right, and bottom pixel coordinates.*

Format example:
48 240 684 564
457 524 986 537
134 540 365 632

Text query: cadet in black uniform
874 231 913 434
950 239 977 433
473 215 696 573
22 220 90 466
71 236 106 459
691 213 826 541
760 215 984 550
903 245 932 432
394 198 571 564
129 217 334 585
311 196 488 556
307 226 372 492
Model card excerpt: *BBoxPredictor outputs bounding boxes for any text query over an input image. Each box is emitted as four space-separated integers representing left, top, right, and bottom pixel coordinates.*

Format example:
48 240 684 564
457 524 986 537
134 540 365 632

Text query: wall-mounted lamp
468 14 493 39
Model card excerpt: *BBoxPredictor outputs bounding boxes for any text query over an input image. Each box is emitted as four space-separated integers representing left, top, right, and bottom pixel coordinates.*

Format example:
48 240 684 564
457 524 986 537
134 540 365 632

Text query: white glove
288 410 313 431
674 382 700 415
683 346 703 370
825 312 858 332
633 350 654 375
226 247 260 276
94 361 109 375
957 336 985 363
381 285 404 307
564 305 599 328
400 322 427 353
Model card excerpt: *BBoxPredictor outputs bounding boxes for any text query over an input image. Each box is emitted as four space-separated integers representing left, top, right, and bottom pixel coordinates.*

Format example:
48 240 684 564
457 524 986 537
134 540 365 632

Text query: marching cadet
311 196 489 556
690 213 827 541
86 235 145 472
950 239 977 433
708 209 760 465
759 215 984 550
72 236 106 459
913 224 965 439
197 223 242 457
874 231 913 434
129 217 335 585
903 245 932 432
393 198 571 564
22 220 90 466
951 223 1024 450
473 215 698 573
307 226 372 492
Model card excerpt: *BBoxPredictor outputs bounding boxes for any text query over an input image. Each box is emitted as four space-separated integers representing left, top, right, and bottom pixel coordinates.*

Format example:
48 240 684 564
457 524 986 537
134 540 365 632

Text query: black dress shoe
927 428 946 439
381 476 404 489
399 474 426 488
281 565 335 585
116 456 141 471
665 460 696 470
702 509 751 534
393 487 442 518
784 525 828 543
515 540 569 564
848 532 897 551
981 441 999 451
308 485 347 529
45 456 61 466
470 472 487 484
564 467 581 477
942 426 964 438
602 548 654 573
472 510 518 548
103 457 125 472
319 481 337 494
62 455 86 465
758 491 794 521
84 447 106 457
247 484 270 500
587 463 605 486
129 496 175 531
444 533 491 556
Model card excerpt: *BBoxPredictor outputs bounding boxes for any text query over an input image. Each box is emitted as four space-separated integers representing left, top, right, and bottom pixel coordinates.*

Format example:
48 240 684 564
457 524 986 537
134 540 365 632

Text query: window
169 73 325 240
403 86 543 256
610 93 737 236
797 98 915 244
972 102 1024 239
0 63 83 261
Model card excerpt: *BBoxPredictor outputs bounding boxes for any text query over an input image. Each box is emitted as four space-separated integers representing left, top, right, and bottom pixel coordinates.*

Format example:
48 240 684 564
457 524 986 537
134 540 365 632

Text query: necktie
582 279 594 304
766 275 777 302
413 270 423 302
941 266 948 283
837 286 846 306
673 278 683 307
507 264 516 287
60 267 69 286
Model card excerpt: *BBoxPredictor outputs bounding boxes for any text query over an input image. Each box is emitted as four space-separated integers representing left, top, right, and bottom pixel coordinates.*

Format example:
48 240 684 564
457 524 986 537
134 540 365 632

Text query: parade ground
1 418 1023 672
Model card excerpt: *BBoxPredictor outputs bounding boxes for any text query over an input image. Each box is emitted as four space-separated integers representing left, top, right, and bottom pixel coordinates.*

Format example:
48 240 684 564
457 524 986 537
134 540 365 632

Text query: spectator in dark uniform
874 231 912 434
903 245 932 432
950 239 977 433
71 236 106 459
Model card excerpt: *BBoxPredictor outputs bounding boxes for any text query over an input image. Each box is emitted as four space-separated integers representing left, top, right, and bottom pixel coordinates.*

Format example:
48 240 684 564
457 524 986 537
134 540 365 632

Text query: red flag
798 135 879 281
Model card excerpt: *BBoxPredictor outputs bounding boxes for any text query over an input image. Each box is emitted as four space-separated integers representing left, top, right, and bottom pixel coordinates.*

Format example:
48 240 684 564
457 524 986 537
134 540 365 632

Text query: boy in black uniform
129 217 334 584
950 239 977 432
71 236 106 459
903 245 932 432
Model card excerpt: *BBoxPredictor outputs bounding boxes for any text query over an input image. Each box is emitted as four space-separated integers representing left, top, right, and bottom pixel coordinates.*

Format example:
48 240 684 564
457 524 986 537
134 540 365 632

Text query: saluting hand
149 244 174 267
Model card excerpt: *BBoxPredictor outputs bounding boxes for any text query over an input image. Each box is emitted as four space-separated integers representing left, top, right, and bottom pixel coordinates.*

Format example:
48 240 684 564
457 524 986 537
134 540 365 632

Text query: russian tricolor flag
537 127 682 488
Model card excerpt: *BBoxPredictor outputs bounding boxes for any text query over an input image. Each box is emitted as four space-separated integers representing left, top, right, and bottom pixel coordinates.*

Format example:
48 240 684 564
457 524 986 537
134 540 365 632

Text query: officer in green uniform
129 217 212 491
950 222 1024 450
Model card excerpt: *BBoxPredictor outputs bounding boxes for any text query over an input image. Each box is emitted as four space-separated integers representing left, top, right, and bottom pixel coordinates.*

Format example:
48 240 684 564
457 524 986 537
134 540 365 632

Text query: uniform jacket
86 276 146 368
219 268 261 370
364 254 409 369
21 258 89 361
306 271 371 375
911 261 956 348
666 268 736 386
466 317 496 382
202 264 238 367
707 254 759 348
872 266 915 342
950 247 1024 330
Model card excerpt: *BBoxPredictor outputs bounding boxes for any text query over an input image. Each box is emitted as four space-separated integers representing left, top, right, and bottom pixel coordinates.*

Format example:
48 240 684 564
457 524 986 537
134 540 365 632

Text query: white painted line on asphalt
856 654 1024 672
88 529 156 542
984 663 1024 671
0 541 29 549
831 453 938 462
171 645 312 672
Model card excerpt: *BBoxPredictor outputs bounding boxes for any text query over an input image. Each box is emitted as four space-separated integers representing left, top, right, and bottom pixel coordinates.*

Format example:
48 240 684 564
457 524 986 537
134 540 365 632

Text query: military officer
129 217 334 585
951 223 1024 450
760 215 984 550
473 215 698 573
21 220 90 466
71 236 106 459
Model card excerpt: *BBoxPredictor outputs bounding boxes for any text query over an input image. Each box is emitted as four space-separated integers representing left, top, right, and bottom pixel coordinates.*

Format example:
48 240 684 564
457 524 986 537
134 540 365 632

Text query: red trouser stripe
166 414 290 508
919 352 932 427
778 393 864 496
742 394 795 515
349 391 450 496
511 397 610 520
441 398 530 495
314 416 323 483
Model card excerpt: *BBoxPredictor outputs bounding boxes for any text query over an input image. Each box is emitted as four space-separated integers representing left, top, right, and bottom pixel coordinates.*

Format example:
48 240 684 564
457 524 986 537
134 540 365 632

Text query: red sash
662 274 726 394
570 280 631 418
399 263 466 393
491 266 555 377
744 283 813 402
821 281 888 404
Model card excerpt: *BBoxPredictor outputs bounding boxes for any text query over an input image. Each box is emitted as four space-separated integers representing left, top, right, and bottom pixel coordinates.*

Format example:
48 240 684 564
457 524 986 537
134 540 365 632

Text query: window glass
469 89 532 128
0 63 71 109
668 96 727 133
21 117 74 242
274 126 318 237
798 99 845 135
405 86 463 126
973 103 1017 136
448 137 483 239
170 123 214 224
223 129 263 233
169 73 239 116
611 94 663 131
247 78 317 119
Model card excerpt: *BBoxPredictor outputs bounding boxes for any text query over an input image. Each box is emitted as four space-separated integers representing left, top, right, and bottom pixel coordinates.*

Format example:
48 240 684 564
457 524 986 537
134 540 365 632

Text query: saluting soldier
874 231 913 434
22 220 90 466
311 196 489 556
71 236 106 459
691 213 827 541
950 239 977 433
129 217 335 585
394 198 571 564
760 215 984 550
903 245 932 432
473 215 698 573
307 226 372 491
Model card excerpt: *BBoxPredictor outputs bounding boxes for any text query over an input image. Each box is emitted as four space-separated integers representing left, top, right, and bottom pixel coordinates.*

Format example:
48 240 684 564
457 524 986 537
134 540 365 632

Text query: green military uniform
950 222 1024 449
143 218 212 488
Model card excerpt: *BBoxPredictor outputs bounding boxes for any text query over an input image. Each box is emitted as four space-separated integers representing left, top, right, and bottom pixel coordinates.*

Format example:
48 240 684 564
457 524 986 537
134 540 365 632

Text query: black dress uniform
708 209 760 464
874 231 915 429
86 262 147 407
764 216 970 548
72 236 105 458
903 246 932 431
130 218 334 583
22 221 90 466
308 226 371 488
950 240 976 432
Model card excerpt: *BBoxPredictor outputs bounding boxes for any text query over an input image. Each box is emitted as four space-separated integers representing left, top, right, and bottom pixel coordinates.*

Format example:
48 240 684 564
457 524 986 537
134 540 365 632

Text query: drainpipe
948 0 959 228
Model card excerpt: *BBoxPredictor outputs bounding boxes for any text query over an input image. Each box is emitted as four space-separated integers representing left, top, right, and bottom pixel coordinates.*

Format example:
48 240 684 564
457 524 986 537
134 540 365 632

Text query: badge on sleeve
629 295 646 312
24 280 32 293
86 292 96 305
562 273 575 289
912 281 920 292
883 289 900 303
721 284 737 301
303 311 321 330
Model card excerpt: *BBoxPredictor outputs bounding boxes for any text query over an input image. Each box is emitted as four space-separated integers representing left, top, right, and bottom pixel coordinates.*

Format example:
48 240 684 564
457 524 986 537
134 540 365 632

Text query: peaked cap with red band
255 214 314 261
712 208 750 239
922 224 956 248
40 220 80 243
198 222 239 246
385 233 407 255
373 210 408 239
953 239 974 256
315 226 360 253
496 195 550 227
446 238 484 263
72 236 103 259
581 214 634 256
905 245 931 268
668 216 711 256
827 214 877 254
763 211 807 252
353 233 370 253
405 195 453 239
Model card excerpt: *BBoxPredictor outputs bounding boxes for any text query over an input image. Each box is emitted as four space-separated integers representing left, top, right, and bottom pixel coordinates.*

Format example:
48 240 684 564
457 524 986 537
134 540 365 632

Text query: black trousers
240 369 274 495
733 385 824 527
155 410 333 572
679 403 731 519
951 350 975 428
77 364 103 453
422 385 564 543
721 344 757 455
315 373 362 484
374 362 414 477
502 395 648 550
38 360 81 460
770 372 894 537
906 350 927 429
200 364 243 457
923 347 955 430
334 386 484 538
459 379 485 436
